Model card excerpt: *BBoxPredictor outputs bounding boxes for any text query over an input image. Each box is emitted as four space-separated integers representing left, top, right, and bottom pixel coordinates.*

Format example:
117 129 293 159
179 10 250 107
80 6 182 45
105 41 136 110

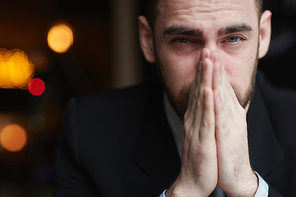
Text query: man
53 0 296 196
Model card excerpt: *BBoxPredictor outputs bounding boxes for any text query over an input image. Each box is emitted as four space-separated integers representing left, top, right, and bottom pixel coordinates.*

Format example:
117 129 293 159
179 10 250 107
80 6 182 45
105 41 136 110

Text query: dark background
0 0 296 196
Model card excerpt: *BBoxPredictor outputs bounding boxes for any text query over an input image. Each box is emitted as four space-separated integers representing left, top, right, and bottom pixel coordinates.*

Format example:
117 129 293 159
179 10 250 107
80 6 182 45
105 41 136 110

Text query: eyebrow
163 26 203 37
163 23 253 37
218 23 253 36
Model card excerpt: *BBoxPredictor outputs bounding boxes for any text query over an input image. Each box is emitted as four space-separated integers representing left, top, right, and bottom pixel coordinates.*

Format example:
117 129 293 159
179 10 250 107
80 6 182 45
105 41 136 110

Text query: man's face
153 0 262 118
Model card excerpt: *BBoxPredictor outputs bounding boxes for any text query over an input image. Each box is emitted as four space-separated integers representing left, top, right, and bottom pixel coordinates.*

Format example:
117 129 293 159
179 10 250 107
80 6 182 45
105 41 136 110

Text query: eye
176 38 190 44
227 36 239 43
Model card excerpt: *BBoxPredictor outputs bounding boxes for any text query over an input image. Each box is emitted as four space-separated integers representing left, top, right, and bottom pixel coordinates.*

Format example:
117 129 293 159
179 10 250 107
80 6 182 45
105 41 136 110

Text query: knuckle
184 110 190 121
201 119 209 129
199 119 214 139
197 98 202 108
183 121 191 132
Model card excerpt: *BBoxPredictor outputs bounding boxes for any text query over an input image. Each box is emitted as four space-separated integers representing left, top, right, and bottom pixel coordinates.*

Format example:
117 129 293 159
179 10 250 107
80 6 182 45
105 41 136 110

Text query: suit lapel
247 84 284 178
131 85 180 196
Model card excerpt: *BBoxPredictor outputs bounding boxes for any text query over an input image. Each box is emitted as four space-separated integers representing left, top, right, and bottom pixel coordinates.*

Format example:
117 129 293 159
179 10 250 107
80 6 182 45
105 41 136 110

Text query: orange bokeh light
0 48 35 89
0 124 27 152
47 23 74 53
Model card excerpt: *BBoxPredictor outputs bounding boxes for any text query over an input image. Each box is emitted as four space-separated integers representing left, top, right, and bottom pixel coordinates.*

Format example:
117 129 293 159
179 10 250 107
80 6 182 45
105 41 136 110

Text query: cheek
157 47 199 96
222 51 257 92
222 36 259 88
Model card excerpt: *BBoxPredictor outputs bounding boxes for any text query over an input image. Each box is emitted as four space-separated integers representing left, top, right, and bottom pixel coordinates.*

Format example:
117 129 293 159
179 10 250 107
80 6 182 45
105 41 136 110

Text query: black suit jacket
53 73 296 196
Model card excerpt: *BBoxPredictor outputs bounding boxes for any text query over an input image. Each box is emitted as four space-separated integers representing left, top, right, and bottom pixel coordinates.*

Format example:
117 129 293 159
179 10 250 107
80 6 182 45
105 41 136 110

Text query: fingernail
201 49 205 61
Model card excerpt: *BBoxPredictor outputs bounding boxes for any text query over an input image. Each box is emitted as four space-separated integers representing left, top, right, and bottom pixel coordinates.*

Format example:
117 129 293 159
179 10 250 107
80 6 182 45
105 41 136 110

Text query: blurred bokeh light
0 49 35 90
0 1 110 196
47 23 74 53
28 78 46 96
0 124 27 152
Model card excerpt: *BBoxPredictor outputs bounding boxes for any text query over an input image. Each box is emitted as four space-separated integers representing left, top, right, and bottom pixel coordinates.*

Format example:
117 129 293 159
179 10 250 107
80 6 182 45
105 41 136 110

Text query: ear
258 10 272 59
138 16 156 63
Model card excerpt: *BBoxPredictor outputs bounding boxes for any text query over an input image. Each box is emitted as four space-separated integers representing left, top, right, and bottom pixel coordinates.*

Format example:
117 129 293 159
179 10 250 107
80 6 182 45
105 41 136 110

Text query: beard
156 55 258 121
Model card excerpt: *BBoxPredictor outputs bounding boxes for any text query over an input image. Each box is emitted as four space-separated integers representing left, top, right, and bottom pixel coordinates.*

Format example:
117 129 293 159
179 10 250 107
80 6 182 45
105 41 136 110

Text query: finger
185 57 204 121
195 49 211 97
185 49 211 121
192 57 214 130
195 49 211 96
212 52 223 101
199 87 215 143
214 89 225 138
200 58 214 95
212 52 240 109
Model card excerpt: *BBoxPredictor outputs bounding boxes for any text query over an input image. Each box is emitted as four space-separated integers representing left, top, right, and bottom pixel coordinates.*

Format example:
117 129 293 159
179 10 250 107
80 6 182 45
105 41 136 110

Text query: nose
203 40 218 53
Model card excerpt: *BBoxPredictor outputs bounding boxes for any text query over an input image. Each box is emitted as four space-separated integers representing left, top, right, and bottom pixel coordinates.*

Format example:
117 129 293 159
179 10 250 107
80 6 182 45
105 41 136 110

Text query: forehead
156 0 258 29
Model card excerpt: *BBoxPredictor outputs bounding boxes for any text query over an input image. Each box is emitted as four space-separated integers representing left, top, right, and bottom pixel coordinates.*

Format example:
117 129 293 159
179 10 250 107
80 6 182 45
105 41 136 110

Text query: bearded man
53 0 296 196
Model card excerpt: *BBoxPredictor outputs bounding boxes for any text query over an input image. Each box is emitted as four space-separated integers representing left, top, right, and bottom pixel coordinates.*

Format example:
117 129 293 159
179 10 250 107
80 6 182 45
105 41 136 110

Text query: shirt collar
163 92 183 158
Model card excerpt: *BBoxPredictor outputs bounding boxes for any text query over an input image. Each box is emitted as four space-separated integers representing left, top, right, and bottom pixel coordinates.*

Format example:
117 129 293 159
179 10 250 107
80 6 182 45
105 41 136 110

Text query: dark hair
142 0 264 31
141 0 161 31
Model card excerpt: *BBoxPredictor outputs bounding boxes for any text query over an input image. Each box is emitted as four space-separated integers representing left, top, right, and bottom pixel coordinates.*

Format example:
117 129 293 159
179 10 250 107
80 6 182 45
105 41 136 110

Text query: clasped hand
166 49 258 197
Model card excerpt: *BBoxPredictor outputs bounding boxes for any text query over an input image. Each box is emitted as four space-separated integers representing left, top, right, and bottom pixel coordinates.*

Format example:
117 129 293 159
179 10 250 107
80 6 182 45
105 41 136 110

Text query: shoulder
59 79 163 164
256 72 296 115
256 71 296 119
62 79 163 149
257 71 296 146
72 83 153 110
256 71 296 102
66 80 161 120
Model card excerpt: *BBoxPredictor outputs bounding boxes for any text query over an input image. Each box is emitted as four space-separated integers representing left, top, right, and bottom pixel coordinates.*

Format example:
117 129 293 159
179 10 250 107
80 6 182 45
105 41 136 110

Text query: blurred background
0 0 296 196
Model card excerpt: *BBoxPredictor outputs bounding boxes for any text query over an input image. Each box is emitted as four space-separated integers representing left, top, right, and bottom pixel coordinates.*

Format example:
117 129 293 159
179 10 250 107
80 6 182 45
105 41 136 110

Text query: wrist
165 178 209 197
166 186 206 197
225 171 258 197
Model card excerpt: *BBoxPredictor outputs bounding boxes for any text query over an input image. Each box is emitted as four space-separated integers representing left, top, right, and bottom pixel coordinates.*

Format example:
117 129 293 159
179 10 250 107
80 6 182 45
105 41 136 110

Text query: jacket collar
131 82 180 195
